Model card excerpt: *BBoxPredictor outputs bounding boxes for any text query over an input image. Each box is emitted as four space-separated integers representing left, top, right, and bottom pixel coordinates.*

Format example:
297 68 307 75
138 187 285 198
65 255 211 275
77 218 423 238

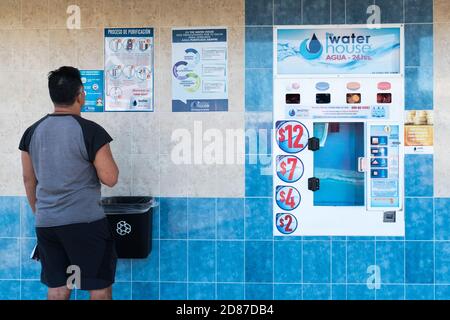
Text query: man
19 66 119 300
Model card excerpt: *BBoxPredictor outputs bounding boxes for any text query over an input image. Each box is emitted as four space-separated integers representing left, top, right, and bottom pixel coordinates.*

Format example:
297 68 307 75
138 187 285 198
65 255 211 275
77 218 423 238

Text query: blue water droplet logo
299 33 323 60
289 109 296 117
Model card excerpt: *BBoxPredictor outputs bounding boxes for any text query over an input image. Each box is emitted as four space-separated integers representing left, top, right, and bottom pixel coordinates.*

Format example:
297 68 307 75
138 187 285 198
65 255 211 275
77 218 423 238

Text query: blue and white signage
277 27 401 75
104 28 154 112
276 121 309 153
276 155 304 183
276 186 301 211
276 213 298 235
172 28 228 112
81 70 104 113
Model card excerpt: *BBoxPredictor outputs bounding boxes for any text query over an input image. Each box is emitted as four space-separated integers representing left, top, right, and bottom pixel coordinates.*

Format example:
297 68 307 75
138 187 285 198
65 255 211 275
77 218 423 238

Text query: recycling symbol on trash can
116 221 132 236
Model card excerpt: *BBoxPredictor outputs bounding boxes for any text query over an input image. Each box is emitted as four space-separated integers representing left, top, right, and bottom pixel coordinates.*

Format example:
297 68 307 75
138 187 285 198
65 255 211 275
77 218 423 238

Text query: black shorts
35 217 118 291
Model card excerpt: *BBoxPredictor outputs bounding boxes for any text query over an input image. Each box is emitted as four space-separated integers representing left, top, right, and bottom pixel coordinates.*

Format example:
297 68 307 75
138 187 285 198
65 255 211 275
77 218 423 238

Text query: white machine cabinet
273 25 405 236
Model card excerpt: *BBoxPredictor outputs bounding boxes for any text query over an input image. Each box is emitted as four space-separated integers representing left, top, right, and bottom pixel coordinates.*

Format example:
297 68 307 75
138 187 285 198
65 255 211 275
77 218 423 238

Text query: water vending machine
273 25 405 236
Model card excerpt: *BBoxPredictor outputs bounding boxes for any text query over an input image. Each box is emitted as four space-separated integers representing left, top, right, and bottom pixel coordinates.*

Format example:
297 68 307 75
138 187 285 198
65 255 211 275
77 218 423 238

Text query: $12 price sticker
276 121 309 154
276 213 298 235
276 155 304 183
276 186 301 211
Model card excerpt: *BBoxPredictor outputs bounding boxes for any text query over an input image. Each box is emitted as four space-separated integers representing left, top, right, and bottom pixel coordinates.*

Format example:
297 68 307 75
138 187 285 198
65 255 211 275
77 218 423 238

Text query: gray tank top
19 114 113 227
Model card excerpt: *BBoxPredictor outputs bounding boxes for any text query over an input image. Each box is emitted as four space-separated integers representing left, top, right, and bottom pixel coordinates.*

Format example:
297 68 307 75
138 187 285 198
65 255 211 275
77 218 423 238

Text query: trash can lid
101 197 158 214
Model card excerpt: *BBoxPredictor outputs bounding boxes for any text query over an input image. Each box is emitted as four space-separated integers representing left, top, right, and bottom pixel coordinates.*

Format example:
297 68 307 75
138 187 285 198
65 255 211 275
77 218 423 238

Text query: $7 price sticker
276 155 304 183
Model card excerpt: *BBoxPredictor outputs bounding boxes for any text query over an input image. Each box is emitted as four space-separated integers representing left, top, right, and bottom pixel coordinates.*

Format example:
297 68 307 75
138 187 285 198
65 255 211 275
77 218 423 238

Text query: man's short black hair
48 66 83 106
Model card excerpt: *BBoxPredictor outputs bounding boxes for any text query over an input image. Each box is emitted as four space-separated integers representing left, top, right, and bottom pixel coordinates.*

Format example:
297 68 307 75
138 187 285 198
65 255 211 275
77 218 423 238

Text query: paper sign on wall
404 110 434 154
104 28 154 112
81 70 104 113
172 28 228 112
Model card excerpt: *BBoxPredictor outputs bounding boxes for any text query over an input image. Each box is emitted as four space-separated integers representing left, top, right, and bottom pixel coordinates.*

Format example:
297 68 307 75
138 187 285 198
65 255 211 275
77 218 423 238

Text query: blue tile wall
303 241 331 283
405 197 433 240
245 155 272 197
376 285 405 300
405 0 433 23
376 241 405 284
405 154 434 196
345 0 376 24
216 199 244 240
217 241 244 282
347 241 374 284
332 284 347 299
188 241 215 282
245 197 272 240
0 0 447 301
330 0 345 24
187 198 215 239
245 68 273 112
274 240 302 283
132 282 159 300
274 0 302 25
160 282 187 300
0 281 20 300
303 0 331 25
0 197 20 238
274 284 302 300
406 285 434 300
405 241 434 284
188 283 215 300
435 285 450 300
332 241 346 283
245 241 273 283
246 27 273 69
303 284 331 300
435 242 450 284
245 283 273 299
435 198 450 240
374 0 404 23
217 284 245 300
347 285 375 300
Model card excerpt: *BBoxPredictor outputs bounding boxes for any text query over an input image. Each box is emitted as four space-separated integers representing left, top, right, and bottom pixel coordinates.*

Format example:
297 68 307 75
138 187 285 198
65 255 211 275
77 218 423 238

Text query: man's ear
78 90 86 107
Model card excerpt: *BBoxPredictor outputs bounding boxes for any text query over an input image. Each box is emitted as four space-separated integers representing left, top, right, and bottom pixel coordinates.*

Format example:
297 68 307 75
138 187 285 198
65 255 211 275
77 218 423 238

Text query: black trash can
101 197 156 259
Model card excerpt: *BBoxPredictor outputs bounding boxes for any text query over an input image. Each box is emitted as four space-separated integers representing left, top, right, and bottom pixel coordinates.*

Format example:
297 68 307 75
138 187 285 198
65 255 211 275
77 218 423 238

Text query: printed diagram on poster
104 28 154 112
172 28 228 112
404 110 434 154
81 70 104 113
277 27 401 75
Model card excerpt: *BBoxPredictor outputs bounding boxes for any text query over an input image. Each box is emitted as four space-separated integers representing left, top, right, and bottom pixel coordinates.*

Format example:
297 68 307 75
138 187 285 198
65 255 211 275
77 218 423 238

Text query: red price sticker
276 155 304 183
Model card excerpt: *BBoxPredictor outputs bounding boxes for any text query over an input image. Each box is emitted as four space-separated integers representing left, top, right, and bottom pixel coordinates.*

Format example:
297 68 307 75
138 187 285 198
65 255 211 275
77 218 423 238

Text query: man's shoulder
71 115 105 131
19 115 50 152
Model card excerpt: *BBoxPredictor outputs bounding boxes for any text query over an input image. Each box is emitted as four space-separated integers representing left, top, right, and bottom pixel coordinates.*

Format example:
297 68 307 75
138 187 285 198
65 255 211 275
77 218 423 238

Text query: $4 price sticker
276 186 301 211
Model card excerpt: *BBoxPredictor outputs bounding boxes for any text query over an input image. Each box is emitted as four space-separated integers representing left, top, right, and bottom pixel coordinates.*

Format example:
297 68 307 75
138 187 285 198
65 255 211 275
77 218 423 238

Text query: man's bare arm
93 144 119 187
21 151 37 213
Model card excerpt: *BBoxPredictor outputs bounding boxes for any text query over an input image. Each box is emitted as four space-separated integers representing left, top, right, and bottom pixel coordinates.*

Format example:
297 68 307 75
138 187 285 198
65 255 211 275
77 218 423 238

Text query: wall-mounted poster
104 28 154 112
172 28 228 112
277 26 402 75
81 70 104 113
404 110 434 154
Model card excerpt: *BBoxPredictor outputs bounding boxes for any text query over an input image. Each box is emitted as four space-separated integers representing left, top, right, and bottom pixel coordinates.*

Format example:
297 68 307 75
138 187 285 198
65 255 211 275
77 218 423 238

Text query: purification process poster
104 28 154 112
80 70 104 113
277 27 401 75
172 28 228 112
